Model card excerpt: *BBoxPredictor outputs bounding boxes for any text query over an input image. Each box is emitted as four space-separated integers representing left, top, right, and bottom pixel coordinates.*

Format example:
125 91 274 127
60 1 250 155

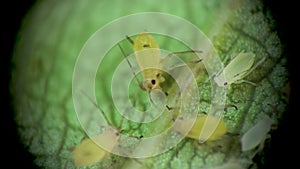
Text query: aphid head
143 78 158 91
142 73 165 91
213 75 229 87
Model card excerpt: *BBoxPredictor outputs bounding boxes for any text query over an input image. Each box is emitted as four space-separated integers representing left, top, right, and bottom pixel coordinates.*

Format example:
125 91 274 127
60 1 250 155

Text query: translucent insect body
72 127 120 167
174 115 227 141
132 32 165 92
122 32 202 94
72 93 125 167
214 52 265 87
241 115 273 151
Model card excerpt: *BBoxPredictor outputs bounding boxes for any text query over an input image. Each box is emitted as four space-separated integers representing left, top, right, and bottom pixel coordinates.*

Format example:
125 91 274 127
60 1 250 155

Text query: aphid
240 115 273 151
174 115 227 141
214 52 266 87
119 32 202 96
72 92 139 167
72 127 120 167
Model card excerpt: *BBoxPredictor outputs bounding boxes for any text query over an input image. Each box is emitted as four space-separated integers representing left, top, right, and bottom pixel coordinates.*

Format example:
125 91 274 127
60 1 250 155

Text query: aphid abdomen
241 115 273 151
224 53 255 83
214 52 256 87
174 116 227 141
72 138 108 167
193 116 227 141
135 49 162 71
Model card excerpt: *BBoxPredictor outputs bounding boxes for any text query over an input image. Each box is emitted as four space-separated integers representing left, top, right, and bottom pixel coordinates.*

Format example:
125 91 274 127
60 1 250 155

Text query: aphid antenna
234 79 257 86
117 43 145 90
118 44 156 106
166 59 203 72
161 50 203 66
204 72 218 84
80 90 112 127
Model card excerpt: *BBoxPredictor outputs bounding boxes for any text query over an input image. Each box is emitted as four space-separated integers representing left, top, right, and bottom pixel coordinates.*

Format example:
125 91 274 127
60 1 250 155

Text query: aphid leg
224 104 238 111
234 79 257 86
148 90 172 112
126 35 134 45
245 56 267 77
161 50 203 66
212 104 238 112
166 61 203 72
116 102 144 139
81 90 132 137
166 105 173 110
204 62 224 84
118 44 145 90
164 91 169 96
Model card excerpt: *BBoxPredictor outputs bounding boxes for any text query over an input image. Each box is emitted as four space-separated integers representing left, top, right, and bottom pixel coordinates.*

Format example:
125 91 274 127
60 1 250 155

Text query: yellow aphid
121 32 202 94
72 92 124 167
214 52 265 87
131 32 165 92
72 127 120 167
174 115 227 141
72 138 107 167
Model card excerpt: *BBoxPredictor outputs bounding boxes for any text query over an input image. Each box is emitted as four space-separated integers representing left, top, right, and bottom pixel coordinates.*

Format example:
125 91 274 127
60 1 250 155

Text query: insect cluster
72 32 271 167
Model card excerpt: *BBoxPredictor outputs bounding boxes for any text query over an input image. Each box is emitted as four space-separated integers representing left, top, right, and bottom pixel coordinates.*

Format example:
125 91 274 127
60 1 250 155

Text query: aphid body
130 32 165 92
214 52 263 87
72 92 124 167
72 127 120 167
240 115 273 151
123 32 202 94
174 115 227 141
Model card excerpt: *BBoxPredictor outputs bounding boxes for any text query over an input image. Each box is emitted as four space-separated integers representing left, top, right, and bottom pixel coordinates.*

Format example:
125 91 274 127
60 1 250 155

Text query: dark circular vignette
4 1 39 169
5 1 293 169
263 0 295 169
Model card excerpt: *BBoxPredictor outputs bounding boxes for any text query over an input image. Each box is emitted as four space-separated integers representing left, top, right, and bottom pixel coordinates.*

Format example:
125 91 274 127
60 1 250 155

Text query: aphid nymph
72 127 120 167
72 92 141 167
174 115 227 142
214 52 266 87
119 32 202 96
240 115 273 151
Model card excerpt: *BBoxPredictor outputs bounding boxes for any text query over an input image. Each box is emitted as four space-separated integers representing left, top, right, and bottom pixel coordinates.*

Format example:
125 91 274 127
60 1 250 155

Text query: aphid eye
115 132 120 136
151 79 156 85
223 82 228 86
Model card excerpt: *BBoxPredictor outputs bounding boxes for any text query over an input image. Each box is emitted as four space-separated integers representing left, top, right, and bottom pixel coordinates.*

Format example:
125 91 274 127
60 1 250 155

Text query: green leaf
11 0 288 168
